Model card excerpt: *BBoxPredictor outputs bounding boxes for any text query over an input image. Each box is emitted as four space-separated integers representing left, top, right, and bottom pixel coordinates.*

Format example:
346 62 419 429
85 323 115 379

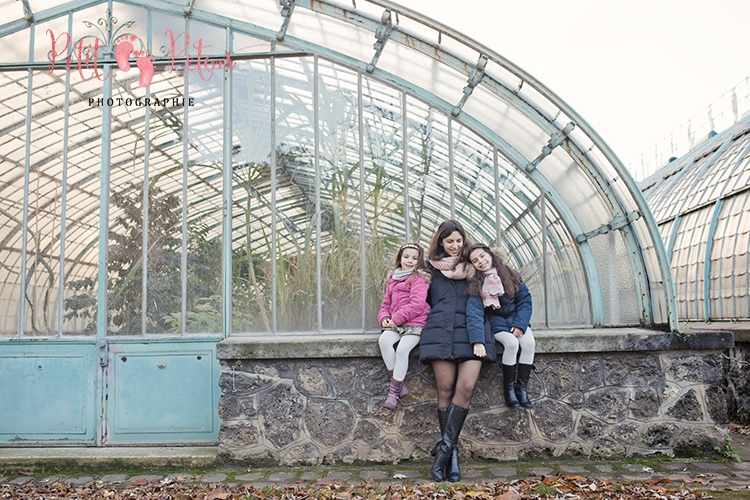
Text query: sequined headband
400 243 420 251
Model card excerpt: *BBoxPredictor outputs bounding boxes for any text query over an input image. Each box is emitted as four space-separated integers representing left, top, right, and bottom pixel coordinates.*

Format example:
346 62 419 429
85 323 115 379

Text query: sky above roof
399 0 750 174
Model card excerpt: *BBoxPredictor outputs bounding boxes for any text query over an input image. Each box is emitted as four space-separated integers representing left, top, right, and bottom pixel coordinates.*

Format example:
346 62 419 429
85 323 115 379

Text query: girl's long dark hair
392 242 429 281
427 219 472 264
466 243 521 297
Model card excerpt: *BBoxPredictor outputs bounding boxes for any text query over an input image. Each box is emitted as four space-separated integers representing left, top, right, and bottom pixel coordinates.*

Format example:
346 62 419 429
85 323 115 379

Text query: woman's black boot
501 364 520 408
430 404 468 482
434 408 462 482
515 364 534 409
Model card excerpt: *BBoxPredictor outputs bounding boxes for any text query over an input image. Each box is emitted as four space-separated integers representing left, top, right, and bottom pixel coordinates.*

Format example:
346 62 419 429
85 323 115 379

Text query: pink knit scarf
430 256 468 280
481 268 505 308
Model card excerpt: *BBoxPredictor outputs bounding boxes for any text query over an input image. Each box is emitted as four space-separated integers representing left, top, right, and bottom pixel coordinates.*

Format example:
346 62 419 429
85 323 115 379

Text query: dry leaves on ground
0 475 713 500
729 423 750 435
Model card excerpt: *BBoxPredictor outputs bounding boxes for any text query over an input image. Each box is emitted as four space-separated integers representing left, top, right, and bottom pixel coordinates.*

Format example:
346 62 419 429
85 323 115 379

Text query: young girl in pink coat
378 242 432 409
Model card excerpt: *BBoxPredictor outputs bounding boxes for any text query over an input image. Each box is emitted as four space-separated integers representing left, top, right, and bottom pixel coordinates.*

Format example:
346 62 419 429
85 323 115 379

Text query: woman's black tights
432 359 482 409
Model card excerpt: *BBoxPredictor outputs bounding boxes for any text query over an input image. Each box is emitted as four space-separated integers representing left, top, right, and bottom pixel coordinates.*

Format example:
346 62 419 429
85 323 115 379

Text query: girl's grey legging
379 330 421 381
494 327 535 365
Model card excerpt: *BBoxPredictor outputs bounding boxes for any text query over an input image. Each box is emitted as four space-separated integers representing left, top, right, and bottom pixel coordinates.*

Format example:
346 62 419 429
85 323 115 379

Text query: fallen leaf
497 491 521 500
206 487 229 500
393 473 407 479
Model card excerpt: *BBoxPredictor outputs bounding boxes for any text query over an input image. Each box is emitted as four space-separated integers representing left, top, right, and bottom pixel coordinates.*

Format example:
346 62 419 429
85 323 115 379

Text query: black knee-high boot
430 404 468 482
515 363 534 409
502 364 520 408
434 408 462 482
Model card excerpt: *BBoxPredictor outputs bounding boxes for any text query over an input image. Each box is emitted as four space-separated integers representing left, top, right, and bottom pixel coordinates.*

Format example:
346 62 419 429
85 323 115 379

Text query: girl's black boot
515 364 534 409
501 364 520 408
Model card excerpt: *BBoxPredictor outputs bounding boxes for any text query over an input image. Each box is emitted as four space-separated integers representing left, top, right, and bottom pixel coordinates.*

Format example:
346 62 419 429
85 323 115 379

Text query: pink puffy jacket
377 272 431 327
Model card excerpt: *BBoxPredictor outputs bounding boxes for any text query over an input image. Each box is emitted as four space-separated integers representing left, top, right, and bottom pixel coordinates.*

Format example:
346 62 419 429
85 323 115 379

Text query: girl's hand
511 327 524 337
382 318 396 329
473 343 486 358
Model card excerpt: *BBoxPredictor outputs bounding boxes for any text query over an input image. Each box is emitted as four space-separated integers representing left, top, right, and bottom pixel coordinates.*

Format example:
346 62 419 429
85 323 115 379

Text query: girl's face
400 248 420 270
442 231 464 257
470 248 493 272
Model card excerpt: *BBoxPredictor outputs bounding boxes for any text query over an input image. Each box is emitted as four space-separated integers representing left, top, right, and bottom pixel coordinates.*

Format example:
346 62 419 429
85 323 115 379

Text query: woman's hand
511 327 524 338
473 343 487 358
382 317 396 329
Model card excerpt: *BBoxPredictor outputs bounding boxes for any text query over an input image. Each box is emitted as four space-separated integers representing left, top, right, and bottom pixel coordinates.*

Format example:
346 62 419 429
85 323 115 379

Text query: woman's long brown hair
466 243 521 298
427 219 472 263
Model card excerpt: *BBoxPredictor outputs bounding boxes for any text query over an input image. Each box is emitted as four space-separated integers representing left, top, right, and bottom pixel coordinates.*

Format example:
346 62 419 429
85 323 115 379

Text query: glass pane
545 204 591 327
184 74 223 334
231 59 273 333
275 57 316 332
62 76 102 336
452 122 497 244
0 71 29 336
318 61 362 330
405 97 449 245
361 75 405 329
24 71 64 336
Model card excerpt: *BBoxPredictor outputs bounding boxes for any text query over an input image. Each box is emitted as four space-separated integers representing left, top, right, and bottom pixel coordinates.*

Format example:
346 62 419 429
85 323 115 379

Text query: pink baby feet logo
114 35 154 87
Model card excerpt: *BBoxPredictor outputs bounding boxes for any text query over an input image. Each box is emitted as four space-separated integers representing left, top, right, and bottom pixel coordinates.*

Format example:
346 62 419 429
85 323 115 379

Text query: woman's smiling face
442 231 464 257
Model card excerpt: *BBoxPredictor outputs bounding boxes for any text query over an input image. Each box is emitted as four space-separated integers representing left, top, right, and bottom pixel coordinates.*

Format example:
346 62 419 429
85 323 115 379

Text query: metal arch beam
0 0 102 38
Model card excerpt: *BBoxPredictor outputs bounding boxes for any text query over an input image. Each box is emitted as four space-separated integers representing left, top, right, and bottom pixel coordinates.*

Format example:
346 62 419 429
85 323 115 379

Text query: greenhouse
641 114 750 323
2 0 715 458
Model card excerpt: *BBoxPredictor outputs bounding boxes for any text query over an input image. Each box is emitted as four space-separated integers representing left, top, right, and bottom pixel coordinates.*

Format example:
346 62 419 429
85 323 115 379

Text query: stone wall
216 329 734 466
727 335 750 423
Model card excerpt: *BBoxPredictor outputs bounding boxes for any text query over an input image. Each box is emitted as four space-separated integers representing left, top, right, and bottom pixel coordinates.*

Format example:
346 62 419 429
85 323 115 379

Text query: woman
466 244 534 409
419 220 496 482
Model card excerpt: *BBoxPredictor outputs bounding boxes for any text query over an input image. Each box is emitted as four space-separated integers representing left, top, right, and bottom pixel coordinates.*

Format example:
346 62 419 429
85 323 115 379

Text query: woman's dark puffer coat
419 262 496 363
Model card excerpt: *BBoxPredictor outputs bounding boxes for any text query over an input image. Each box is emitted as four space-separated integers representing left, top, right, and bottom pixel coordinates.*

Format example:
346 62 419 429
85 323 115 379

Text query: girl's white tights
494 328 536 365
379 330 421 381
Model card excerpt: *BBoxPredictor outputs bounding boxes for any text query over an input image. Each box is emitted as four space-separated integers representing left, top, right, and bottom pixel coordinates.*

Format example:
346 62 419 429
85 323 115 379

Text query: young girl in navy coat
466 243 535 409
378 242 432 410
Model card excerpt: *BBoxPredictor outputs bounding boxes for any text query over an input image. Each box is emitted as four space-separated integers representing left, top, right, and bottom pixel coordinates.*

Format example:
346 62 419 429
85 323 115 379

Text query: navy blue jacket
467 281 532 337
419 263 497 363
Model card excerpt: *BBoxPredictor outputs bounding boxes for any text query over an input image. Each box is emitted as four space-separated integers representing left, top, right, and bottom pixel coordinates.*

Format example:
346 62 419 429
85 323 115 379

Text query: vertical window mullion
314 56 322 332
181 24 190 336
448 119 454 219
402 92 410 239
223 27 233 338
541 194 549 328
493 149 500 245
57 14 73 337
358 72 366 331
19 67 33 338
271 57 278 333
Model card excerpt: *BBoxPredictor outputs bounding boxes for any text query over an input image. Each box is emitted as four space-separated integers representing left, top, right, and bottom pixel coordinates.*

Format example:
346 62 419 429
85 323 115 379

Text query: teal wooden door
0 338 220 446
103 339 220 444
0 341 99 445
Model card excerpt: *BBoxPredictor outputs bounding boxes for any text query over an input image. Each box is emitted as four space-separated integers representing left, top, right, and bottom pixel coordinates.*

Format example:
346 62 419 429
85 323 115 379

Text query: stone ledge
216 328 734 360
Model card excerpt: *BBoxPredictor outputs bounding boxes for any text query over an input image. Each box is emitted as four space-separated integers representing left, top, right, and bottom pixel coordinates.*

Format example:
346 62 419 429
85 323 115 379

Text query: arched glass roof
641 115 750 322
0 0 678 337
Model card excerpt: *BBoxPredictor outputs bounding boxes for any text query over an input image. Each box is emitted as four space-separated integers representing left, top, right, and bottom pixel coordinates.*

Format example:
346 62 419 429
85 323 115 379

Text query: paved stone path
2 458 749 493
